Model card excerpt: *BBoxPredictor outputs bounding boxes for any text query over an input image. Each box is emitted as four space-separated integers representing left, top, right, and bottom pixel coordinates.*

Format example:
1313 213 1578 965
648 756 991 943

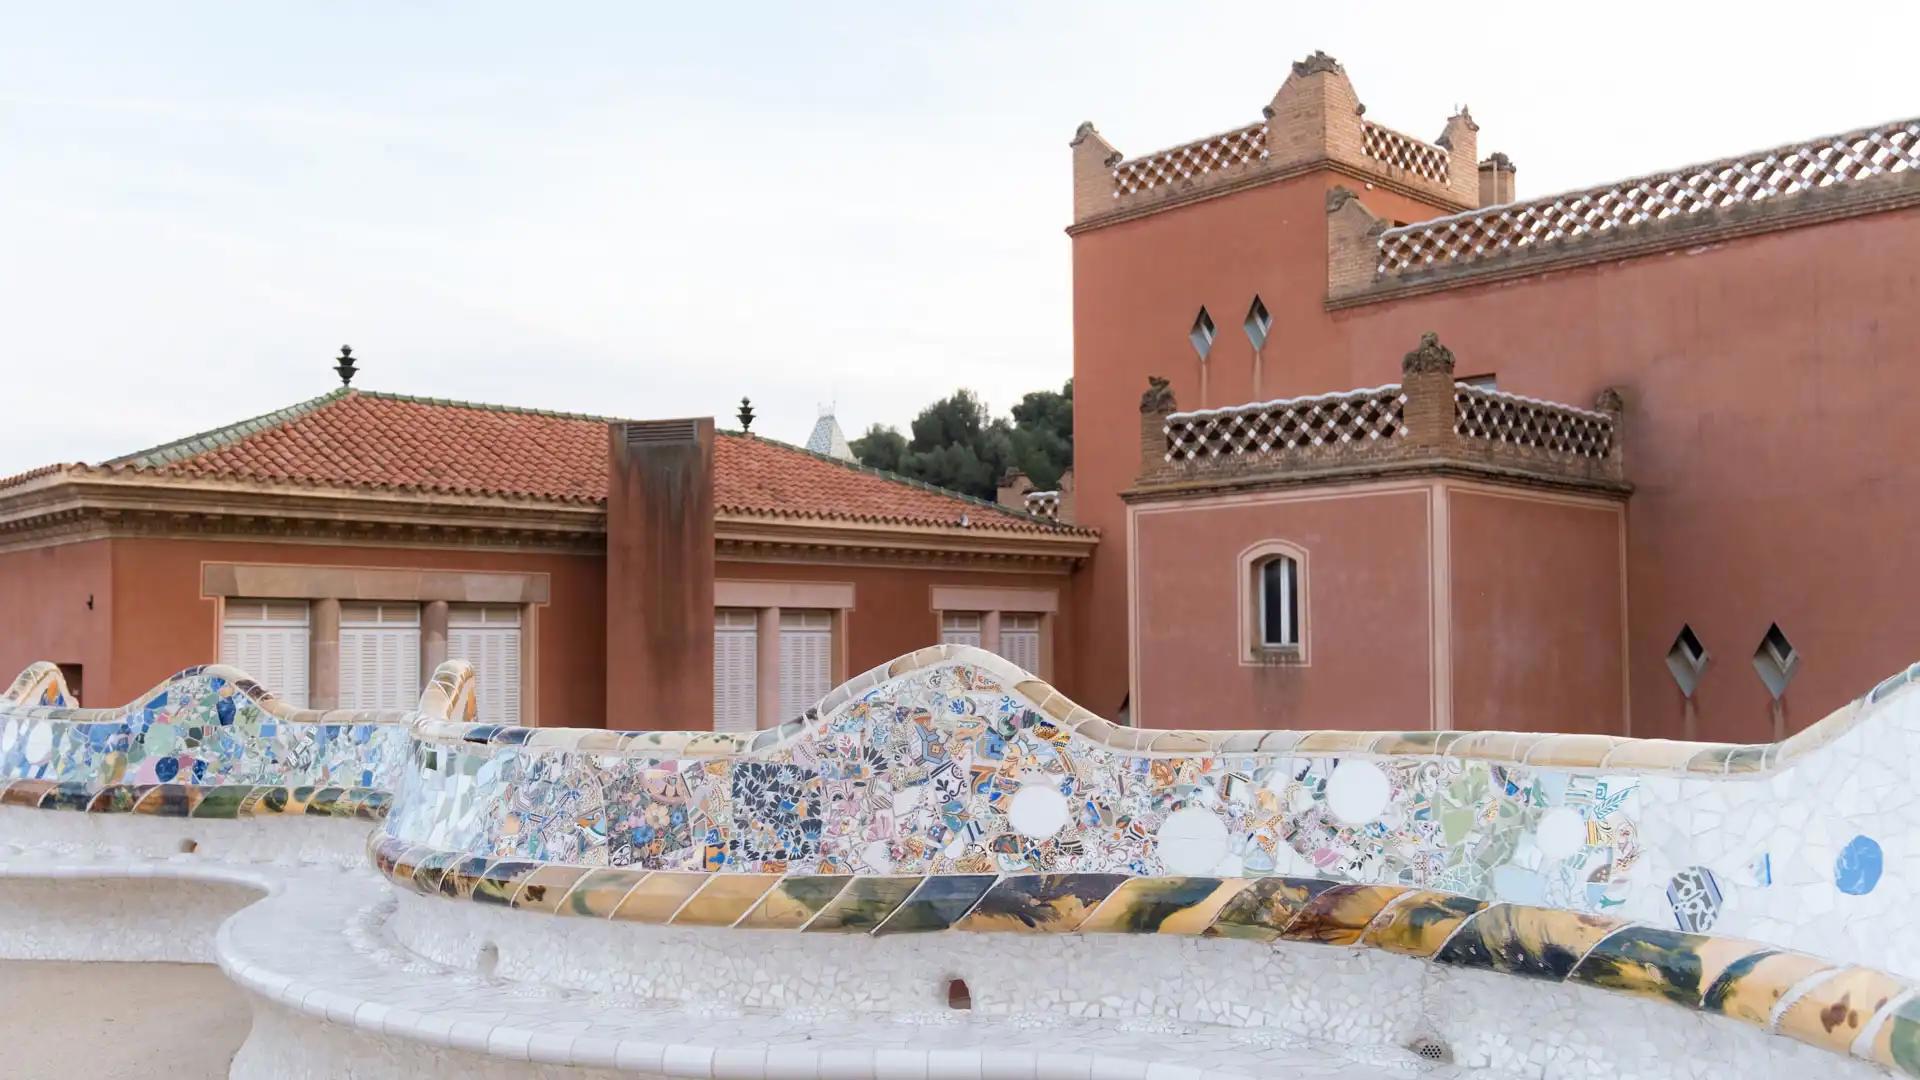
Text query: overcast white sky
2 2 1915 474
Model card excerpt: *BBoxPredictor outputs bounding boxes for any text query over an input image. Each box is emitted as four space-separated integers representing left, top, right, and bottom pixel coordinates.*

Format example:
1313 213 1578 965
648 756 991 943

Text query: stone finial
736 396 756 434
1594 386 1625 413
1141 375 1177 414
1291 50 1344 77
334 345 358 388
1070 121 1098 147
1401 333 1456 376
1327 185 1359 213
1451 105 1479 132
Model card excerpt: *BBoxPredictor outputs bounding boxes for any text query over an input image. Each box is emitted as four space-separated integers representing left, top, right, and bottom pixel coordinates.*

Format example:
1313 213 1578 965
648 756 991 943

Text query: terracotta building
0 381 1093 729
1066 51 1920 739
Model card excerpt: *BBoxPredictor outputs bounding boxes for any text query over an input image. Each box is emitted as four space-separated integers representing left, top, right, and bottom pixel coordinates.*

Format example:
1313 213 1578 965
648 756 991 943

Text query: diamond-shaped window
1243 296 1272 349
1752 623 1799 700
1666 624 1708 698
1189 308 1216 361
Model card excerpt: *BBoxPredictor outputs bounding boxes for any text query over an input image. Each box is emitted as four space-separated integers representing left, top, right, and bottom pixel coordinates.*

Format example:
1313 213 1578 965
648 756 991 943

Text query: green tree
1007 380 1072 490
850 424 906 473
851 381 1072 500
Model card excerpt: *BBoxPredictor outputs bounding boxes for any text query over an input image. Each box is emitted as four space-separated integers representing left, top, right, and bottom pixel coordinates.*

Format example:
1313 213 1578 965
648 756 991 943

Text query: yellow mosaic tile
672 874 782 927
1361 890 1486 958
1778 966 1908 1054
1291 730 1382 755
1279 884 1408 946
507 865 590 914
736 876 853 930
610 871 707 923
558 868 649 918
1524 734 1625 769
1596 739 1703 773
1703 950 1837 1026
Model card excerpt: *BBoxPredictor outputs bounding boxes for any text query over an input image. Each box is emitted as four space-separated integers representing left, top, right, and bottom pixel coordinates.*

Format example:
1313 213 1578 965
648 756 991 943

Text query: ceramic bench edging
366 832 1920 1077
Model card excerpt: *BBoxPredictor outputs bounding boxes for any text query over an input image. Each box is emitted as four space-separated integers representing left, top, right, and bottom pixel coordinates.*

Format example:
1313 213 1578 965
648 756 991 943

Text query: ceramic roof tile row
90 389 1079 535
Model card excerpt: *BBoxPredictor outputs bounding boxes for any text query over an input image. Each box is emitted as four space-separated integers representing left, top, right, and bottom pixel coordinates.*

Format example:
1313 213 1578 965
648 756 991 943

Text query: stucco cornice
0 472 1097 569
1122 456 1633 506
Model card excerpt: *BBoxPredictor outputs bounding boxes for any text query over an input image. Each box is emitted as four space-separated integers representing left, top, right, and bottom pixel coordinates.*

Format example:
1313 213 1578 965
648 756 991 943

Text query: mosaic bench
0 659 469 867
357 646 1920 1079
6 648 1920 1077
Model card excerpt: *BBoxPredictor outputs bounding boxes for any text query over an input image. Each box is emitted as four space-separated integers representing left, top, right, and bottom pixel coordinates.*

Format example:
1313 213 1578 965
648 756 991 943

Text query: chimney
996 468 1035 511
1478 152 1517 206
606 417 715 729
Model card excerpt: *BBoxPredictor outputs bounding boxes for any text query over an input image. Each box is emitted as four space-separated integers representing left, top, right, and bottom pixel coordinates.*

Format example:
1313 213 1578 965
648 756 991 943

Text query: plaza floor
0 960 250 1079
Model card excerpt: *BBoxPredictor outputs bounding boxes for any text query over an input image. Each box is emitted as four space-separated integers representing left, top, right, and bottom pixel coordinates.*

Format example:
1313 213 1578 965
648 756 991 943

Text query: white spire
805 403 854 462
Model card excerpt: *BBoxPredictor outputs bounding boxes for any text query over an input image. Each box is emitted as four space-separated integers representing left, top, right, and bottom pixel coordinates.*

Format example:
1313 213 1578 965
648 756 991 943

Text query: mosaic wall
0 660 469 816
370 646 1920 1077
387 649 1920 972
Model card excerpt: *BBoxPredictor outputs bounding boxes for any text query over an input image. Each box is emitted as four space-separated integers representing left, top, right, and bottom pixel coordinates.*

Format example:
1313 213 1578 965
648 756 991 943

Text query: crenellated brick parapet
1332 116 1920 304
1071 51 1480 230
1135 333 1627 493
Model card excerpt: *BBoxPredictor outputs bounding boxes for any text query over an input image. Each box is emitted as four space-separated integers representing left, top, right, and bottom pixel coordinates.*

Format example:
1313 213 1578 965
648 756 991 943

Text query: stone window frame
200 562 549 723
928 585 1059 681
1238 540 1310 667
713 580 855 729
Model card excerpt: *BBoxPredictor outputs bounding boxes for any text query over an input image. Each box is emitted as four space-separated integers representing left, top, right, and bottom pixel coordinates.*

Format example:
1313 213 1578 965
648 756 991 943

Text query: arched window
1238 541 1308 664
1257 555 1299 648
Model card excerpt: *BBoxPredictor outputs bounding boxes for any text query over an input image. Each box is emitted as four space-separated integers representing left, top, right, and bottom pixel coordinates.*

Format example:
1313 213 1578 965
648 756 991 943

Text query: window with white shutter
339 602 421 710
940 611 982 648
448 604 521 725
1001 613 1042 675
713 609 758 732
219 599 310 708
777 610 833 720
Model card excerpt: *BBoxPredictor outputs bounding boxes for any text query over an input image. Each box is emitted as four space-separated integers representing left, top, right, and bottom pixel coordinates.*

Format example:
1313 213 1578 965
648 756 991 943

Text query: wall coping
401 643 1916 780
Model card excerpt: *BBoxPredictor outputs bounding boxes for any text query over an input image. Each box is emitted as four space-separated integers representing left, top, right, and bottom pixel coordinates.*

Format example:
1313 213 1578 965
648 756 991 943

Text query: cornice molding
1123 457 1632 506
0 473 1096 569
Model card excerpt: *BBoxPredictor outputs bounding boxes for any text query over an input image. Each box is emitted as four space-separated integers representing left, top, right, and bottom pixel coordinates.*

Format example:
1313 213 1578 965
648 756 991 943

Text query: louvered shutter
777 610 833 720
940 611 982 648
1000 613 1041 675
713 609 757 732
448 604 521 725
340 603 421 710
219 600 310 708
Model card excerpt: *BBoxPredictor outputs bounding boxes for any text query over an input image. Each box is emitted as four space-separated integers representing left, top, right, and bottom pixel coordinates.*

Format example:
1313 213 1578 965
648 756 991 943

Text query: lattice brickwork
1454 386 1614 460
1378 118 1920 276
1165 387 1407 464
1023 491 1060 520
1362 121 1449 185
1112 122 1269 197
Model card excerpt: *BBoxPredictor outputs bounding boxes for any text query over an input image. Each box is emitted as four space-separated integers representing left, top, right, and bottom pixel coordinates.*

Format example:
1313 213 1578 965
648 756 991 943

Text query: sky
2 2 1916 474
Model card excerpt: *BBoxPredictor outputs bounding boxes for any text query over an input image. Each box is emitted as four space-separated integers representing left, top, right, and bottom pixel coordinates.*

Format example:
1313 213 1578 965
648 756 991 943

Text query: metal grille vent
624 420 699 447
1405 1035 1453 1064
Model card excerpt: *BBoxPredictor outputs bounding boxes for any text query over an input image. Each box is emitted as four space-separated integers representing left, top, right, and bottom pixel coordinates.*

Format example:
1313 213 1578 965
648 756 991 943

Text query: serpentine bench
4 648 1920 1078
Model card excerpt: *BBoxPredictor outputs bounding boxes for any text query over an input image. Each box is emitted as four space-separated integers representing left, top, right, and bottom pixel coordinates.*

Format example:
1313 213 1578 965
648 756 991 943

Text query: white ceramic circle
1008 783 1070 839
1156 806 1229 875
1534 806 1586 860
1325 761 1391 825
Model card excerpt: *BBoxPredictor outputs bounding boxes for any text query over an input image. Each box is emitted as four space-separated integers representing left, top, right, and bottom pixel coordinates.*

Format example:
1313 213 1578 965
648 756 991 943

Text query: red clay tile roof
102 390 1085 536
